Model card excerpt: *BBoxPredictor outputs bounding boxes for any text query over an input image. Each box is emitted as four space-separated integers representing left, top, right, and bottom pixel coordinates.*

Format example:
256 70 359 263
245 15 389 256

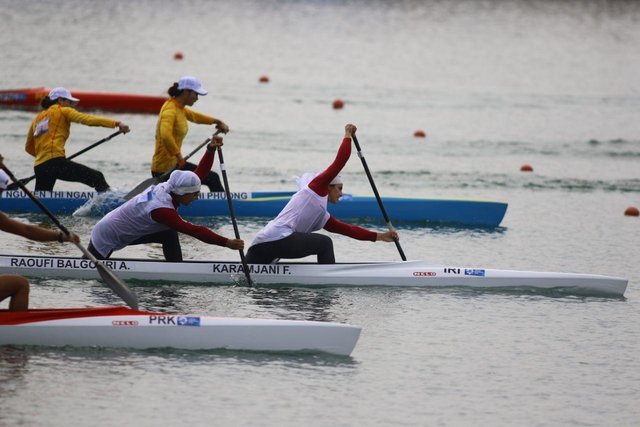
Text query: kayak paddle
216 144 254 286
351 134 407 261
1 162 139 310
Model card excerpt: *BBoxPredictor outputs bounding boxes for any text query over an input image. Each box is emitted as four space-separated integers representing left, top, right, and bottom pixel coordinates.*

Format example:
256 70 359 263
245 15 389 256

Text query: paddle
0 162 139 310
351 134 407 261
216 144 254 286
7 130 123 190
124 130 222 201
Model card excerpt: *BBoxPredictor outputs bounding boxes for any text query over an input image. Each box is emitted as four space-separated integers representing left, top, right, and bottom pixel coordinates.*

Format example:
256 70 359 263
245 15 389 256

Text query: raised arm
193 135 223 181
309 124 357 196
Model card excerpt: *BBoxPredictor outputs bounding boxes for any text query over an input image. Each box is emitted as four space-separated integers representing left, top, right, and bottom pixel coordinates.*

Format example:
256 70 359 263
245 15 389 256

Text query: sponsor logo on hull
112 320 139 326
464 269 485 276
413 271 436 277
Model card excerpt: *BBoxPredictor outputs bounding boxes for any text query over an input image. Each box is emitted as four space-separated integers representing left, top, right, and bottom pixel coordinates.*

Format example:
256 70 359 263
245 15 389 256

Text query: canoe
0 254 627 297
0 87 165 114
0 306 361 355
0 190 508 226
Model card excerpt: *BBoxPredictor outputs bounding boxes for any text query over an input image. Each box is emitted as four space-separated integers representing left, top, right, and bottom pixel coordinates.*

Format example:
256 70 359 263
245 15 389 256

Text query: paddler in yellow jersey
25 87 130 192
152 76 229 192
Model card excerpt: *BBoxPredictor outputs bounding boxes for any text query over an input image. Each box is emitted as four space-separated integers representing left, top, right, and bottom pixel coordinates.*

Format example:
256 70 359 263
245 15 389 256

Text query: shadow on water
405 285 627 301
0 346 29 387
0 344 359 367
243 287 339 321
137 285 341 322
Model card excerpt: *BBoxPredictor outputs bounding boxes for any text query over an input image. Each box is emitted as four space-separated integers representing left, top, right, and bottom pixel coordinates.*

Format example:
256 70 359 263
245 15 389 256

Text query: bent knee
0 275 30 294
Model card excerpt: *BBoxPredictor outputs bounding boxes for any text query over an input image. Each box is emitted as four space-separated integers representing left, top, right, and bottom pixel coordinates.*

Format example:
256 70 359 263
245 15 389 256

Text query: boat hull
0 87 165 114
0 190 508 226
0 254 627 297
0 307 360 355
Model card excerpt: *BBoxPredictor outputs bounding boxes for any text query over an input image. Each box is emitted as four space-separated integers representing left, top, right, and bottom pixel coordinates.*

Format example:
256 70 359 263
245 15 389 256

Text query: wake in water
73 191 125 217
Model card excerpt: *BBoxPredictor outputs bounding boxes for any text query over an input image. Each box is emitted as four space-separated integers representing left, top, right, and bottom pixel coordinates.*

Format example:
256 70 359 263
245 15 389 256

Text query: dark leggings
152 161 223 192
88 229 183 262
34 157 110 192
245 232 335 264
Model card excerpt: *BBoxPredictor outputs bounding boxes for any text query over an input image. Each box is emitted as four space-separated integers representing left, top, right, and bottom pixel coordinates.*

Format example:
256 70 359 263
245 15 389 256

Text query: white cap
330 174 343 185
177 76 208 95
0 169 9 190
48 87 80 102
168 170 201 195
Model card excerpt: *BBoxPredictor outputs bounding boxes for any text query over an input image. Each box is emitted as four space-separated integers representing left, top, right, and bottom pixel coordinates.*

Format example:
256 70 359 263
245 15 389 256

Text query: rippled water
1 0 639 426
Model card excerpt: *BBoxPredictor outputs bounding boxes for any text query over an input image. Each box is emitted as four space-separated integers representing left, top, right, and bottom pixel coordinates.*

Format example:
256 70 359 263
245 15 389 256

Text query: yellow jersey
25 105 117 166
151 98 215 173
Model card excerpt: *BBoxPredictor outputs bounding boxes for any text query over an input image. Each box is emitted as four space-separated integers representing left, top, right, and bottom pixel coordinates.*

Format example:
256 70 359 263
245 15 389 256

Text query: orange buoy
332 99 344 109
174 51 184 60
259 75 270 83
520 164 533 172
624 206 639 217
414 130 426 138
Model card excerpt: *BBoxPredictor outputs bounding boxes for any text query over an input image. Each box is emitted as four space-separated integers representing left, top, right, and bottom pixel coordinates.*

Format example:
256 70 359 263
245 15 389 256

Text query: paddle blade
72 242 139 310
95 262 139 310
6 176 34 191
124 177 157 201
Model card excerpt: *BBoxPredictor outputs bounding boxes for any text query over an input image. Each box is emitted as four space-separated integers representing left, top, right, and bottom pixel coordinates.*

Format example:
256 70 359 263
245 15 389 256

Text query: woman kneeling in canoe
0 162 79 311
245 124 398 265
152 76 229 192
88 135 243 261
25 87 130 192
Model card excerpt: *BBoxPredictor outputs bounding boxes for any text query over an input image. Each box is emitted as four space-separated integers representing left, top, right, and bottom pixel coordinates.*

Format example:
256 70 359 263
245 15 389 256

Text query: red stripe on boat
0 307 158 325
0 87 166 114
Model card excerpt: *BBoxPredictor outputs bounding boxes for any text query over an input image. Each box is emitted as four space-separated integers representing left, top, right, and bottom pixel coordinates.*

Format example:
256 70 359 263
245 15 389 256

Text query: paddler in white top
245 124 398 264
88 136 243 261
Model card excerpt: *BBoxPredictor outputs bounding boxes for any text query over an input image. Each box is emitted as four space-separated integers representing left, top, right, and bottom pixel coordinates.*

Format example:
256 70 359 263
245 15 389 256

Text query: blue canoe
0 190 507 227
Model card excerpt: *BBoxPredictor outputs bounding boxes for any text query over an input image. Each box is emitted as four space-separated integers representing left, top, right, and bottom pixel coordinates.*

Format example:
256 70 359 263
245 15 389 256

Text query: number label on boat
148 316 201 327
443 267 486 276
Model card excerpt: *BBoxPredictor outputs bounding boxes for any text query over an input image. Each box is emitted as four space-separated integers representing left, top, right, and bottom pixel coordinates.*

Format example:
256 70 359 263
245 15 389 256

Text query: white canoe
0 254 628 297
0 306 361 356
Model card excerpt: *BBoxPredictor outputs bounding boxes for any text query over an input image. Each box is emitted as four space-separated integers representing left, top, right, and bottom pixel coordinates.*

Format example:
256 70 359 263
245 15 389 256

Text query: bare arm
0 211 78 243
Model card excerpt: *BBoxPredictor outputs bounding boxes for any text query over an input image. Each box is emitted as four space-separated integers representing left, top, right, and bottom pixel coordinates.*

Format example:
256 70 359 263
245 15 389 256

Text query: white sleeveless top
250 185 330 247
90 183 175 257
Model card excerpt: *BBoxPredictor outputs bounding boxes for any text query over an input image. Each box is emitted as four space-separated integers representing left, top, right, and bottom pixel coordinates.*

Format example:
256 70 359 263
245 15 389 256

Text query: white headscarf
329 174 343 185
167 170 201 195
294 172 343 190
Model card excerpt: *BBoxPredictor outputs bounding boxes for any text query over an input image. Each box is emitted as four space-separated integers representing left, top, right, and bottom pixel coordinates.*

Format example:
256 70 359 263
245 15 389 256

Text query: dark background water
1 0 639 425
